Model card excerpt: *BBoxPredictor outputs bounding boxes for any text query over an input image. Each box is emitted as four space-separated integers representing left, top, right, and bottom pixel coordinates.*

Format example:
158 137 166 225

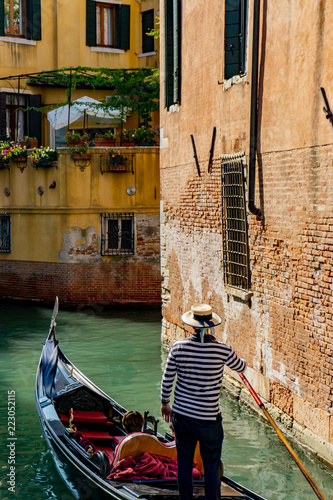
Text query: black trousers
172 412 224 500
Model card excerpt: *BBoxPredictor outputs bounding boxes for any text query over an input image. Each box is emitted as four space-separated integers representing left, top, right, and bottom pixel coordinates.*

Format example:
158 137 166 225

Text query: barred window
221 155 250 290
101 213 134 256
0 213 11 253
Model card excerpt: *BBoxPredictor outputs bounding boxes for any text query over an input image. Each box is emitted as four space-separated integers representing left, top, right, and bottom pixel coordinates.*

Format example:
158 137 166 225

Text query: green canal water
0 301 332 500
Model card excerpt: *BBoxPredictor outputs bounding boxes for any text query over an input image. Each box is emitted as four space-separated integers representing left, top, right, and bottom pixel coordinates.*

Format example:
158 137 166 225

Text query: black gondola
35 297 267 500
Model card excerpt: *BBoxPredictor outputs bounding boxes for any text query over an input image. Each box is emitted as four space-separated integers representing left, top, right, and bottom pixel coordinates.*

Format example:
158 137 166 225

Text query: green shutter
142 10 154 53
28 95 42 146
164 0 174 107
26 0 41 40
0 93 6 139
117 4 130 51
0 0 4 37
86 0 96 47
225 0 246 80
172 0 179 103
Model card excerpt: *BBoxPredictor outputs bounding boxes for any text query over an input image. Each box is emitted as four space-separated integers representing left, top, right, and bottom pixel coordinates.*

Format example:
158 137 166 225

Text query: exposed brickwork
0 260 161 305
160 148 333 446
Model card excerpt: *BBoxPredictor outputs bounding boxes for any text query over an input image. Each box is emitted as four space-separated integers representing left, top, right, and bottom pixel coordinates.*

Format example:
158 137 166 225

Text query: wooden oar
239 373 327 500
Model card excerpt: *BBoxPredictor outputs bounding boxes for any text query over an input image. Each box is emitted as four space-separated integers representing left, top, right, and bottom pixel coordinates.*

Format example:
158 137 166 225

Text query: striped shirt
161 333 247 420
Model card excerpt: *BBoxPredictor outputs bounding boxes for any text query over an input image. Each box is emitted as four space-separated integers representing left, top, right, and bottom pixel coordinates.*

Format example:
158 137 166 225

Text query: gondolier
160 303 247 500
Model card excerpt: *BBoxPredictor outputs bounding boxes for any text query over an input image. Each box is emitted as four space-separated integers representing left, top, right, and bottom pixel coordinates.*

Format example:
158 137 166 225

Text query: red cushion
79 430 113 441
72 411 108 424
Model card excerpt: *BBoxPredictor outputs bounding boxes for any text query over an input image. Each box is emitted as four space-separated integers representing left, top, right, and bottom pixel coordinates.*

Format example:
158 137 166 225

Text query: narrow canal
0 302 332 500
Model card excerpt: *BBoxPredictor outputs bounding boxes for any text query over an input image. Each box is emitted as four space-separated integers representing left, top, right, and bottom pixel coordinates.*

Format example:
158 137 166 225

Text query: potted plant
19 136 38 148
107 149 128 171
66 132 91 147
4 143 28 162
94 130 116 147
29 146 59 167
118 129 136 147
133 126 156 146
0 141 12 167
69 143 91 160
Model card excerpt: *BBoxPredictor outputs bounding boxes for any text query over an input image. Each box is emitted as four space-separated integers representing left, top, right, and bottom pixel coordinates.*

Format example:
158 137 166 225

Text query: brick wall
160 147 333 456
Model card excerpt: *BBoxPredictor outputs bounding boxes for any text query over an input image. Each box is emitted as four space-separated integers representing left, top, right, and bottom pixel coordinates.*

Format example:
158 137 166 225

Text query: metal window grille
221 154 250 290
101 213 134 256
0 214 11 253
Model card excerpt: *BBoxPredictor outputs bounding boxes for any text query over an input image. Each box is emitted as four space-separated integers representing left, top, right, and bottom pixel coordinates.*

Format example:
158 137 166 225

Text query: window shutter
172 0 179 104
225 0 246 80
164 0 174 108
0 93 6 139
116 4 130 51
26 0 42 40
142 10 154 53
28 95 42 146
0 0 4 37
86 0 96 46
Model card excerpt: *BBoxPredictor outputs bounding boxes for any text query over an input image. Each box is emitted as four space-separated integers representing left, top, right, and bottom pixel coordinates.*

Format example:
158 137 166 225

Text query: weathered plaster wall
0 148 161 305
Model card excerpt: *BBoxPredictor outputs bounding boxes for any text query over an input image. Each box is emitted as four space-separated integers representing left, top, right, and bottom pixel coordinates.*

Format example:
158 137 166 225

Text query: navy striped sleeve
160 347 177 404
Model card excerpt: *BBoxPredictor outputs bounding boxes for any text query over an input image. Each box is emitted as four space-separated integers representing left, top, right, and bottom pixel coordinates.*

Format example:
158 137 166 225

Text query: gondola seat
112 433 204 474
72 410 108 424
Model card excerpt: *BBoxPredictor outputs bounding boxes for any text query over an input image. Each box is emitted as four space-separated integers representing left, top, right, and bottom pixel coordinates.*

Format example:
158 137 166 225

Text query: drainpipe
248 0 261 217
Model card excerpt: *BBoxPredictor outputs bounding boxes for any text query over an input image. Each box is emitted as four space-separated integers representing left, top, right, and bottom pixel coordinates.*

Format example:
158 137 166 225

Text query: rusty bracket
208 127 217 173
190 135 201 176
320 87 333 127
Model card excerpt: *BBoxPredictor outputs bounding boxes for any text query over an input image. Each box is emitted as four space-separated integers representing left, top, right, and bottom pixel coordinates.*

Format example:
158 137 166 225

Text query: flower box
12 156 27 162
120 141 135 147
109 164 127 172
94 138 116 147
19 139 38 149
72 153 91 161
67 139 90 147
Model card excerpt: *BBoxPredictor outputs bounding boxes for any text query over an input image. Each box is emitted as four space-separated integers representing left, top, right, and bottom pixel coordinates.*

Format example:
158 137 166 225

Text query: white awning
47 96 122 130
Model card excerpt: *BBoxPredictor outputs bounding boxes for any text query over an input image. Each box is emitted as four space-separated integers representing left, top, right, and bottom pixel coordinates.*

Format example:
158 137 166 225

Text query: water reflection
0 302 331 500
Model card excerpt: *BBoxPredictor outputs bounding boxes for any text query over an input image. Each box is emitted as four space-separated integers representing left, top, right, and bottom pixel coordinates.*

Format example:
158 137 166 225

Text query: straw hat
181 303 222 328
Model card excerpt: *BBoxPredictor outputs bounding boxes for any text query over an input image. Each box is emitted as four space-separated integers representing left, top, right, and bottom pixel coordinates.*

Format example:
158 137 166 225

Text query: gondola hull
35 298 267 500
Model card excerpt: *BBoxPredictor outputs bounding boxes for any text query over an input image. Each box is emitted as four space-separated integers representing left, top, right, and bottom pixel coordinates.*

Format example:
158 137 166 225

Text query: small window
1 0 41 40
164 0 181 108
224 0 247 80
4 0 25 36
86 0 130 50
0 214 11 253
96 2 116 47
142 9 154 53
101 213 134 256
221 155 250 291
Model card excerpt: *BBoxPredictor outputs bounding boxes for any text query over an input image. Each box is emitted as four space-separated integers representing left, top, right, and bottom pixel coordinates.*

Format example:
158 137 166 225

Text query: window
221 155 250 291
86 0 130 50
0 93 41 143
0 214 11 253
96 3 115 46
0 0 41 40
4 0 24 35
101 213 134 255
142 9 154 54
224 0 247 80
164 0 181 108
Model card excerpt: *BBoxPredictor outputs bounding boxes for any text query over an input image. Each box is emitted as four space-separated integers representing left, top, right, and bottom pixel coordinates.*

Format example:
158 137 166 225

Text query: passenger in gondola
160 303 247 500
122 410 144 434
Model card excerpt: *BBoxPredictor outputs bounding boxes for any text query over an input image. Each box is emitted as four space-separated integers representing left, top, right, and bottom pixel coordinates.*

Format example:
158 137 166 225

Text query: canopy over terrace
47 96 122 130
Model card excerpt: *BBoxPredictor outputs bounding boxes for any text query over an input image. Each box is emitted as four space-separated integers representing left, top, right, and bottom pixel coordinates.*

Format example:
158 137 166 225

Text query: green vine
26 66 159 126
